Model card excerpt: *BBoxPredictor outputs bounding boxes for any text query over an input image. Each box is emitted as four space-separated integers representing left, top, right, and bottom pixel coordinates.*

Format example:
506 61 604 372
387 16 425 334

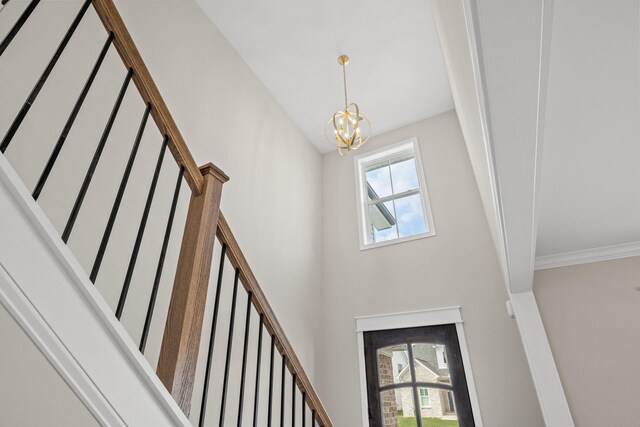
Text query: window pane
411 343 451 384
376 344 410 385
417 388 459 426
394 388 458 426
395 194 428 237
365 161 392 199
369 201 398 242
381 388 416 426
390 155 419 193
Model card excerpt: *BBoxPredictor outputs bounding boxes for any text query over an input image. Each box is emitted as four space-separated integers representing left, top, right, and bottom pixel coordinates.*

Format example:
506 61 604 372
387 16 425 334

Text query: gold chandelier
324 55 371 155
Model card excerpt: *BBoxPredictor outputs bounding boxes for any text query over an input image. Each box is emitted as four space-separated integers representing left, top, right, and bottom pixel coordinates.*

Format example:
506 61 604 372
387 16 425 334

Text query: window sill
360 229 436 251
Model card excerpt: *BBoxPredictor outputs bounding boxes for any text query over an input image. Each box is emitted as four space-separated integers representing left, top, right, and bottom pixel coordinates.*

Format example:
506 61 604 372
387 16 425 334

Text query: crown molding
535 241 640 270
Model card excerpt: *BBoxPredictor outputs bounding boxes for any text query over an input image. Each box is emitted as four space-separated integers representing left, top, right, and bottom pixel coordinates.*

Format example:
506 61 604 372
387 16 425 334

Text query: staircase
0 0 332 425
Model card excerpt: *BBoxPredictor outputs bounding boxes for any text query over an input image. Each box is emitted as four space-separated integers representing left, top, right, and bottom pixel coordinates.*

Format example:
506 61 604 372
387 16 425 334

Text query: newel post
157 162 228 414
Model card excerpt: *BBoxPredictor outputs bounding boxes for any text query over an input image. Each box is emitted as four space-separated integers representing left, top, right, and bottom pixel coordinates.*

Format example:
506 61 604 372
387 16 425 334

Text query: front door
363 324 475 427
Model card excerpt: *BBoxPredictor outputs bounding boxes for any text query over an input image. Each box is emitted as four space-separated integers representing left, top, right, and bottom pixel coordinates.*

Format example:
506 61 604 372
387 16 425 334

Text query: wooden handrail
216 213 334 427
91 0 204 195
89 0 334 423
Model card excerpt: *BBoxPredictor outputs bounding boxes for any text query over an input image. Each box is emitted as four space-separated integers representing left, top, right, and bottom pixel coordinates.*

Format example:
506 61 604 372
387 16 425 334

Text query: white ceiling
457 0 640 288
536 0 640 257
431 0 640 291
195 0 453 153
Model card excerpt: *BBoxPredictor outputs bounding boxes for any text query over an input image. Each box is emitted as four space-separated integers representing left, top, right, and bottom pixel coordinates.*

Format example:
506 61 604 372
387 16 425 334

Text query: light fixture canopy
324 55 371 155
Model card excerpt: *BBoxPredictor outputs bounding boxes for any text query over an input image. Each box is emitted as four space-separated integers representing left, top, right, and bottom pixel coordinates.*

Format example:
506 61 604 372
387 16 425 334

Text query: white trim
535 241 640 270
0 264 125 426
355 307 483 427
460 0 552 294
0 154 190 426
454 323 482 424
459 3 573 423
358 230 434 251
460 0 511 288
355 306 462 332
353 137 437 251
510 292 574 426
356 331 369 427
529 0 555 280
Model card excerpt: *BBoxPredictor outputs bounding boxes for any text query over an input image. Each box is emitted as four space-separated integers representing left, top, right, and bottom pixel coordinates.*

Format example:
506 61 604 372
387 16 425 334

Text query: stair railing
0 0 333 425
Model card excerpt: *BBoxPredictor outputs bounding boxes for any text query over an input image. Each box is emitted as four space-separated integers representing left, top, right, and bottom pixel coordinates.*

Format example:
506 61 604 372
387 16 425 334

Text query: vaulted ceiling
536 0 640 258
196 0 640 291
435 0 640 290
195 0 454 153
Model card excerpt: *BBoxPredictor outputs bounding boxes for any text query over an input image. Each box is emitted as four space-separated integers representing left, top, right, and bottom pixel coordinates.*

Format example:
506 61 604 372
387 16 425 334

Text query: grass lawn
397 414 459 427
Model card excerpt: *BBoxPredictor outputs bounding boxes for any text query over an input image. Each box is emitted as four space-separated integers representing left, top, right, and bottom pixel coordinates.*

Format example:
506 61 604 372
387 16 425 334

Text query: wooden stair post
157 163 228 415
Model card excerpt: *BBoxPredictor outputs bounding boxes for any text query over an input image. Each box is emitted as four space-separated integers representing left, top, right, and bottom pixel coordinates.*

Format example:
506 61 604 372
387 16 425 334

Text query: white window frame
436 345 448 369
353 137 436 250
419 387 431 408
355 307 484 427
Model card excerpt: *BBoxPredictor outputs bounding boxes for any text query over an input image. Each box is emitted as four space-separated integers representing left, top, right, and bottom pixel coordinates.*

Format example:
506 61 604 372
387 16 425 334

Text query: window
436 345 448 369
354 138 435 249
446 391 456 413
419 387 431 407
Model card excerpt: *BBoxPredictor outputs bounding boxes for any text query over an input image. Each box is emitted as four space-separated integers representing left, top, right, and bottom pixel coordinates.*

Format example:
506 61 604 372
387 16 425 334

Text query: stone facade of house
399 362 449 418
378 354 398 427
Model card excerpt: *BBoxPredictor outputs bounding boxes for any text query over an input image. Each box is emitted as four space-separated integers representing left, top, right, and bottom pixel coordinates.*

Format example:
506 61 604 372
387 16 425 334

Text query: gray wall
115 0 324 382
0 304 99 426
318 111 544 426
534 258 640 427
1 0 322 423
431 0 506 280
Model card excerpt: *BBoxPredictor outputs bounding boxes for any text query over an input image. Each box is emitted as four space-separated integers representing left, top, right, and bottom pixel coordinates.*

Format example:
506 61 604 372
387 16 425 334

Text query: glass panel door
363 324 475 427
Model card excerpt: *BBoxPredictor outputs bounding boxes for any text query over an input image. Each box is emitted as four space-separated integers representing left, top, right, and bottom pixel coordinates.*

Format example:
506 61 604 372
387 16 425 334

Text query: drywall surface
0 304 99 427
534 258 640 427
0 0 322 422
537 0 640 257
0 0 321 385
431 0 507 284
319 111 543 426
115 0 324 382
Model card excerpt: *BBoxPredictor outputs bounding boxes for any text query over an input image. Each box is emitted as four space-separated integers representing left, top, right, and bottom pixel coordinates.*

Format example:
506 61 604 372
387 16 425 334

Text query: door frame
355 306 484 427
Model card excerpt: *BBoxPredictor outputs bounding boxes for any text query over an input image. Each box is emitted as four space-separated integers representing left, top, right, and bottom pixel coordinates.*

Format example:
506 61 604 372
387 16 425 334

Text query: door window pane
411 343 451 384
419 388 459 426
377 344 411 385
380 389 417 427
395 387 459 427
